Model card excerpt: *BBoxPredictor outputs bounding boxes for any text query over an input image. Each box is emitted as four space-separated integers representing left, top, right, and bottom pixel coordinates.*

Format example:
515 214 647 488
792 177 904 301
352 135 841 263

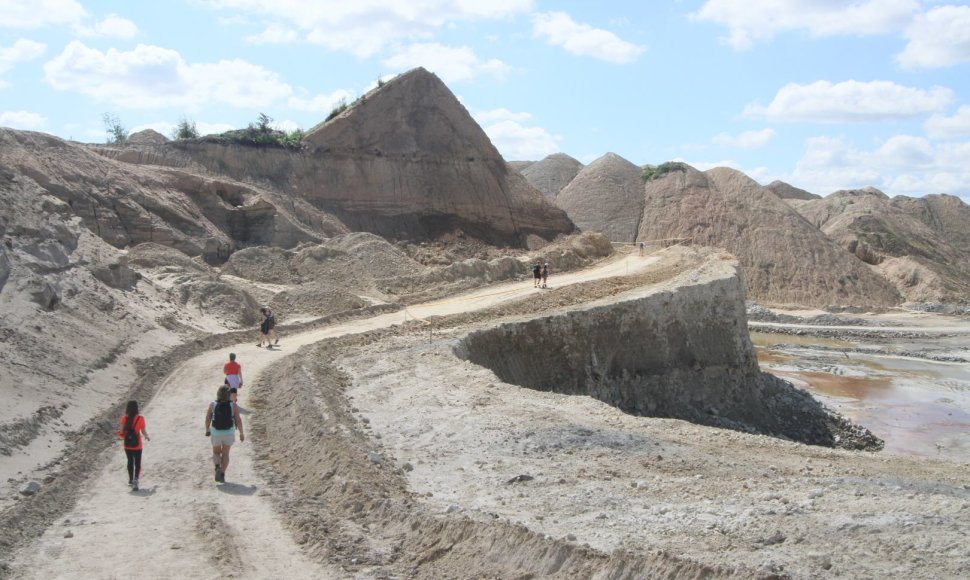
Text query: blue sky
2 1 969 200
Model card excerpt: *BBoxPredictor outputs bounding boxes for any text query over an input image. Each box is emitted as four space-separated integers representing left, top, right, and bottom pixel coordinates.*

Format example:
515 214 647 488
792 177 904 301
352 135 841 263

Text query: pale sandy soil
6 251 658 579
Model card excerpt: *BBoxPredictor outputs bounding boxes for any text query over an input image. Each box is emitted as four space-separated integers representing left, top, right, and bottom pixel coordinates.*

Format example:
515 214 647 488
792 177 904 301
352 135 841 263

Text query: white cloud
204 0 533 57
0 38 46 73
680 158 740 171
787 134 970 196
925 105 970 139
383 43 510 83
897 5 970 69
245 24 299 44
271 119 300 133
288 89 355 112
0 0 86 28
44 41 292 109
474 108 559 160
0 110 48 129
744 80 953 122
76 14 139 39
532 11 643 63
692 0 918 50
711 128 775 149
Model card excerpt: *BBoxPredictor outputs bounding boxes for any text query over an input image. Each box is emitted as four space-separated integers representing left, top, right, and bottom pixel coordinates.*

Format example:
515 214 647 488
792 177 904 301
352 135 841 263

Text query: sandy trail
11 251 656 579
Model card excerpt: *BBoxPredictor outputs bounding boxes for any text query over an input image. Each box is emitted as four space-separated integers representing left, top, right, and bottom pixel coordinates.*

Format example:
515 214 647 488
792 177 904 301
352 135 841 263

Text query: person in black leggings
118 400 151 490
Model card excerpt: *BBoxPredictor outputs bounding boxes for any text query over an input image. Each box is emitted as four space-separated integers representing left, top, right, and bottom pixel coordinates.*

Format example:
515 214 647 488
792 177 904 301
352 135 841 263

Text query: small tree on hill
102 112 128 145
171 116 199 140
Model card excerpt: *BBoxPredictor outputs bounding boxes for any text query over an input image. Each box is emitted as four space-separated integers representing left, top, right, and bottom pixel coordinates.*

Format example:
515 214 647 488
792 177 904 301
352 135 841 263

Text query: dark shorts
260 321 270 334
533 272 541 279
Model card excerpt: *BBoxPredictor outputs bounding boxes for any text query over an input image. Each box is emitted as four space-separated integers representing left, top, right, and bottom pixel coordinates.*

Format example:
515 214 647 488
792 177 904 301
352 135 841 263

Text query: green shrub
642 161 689 182
210 113 304 150
102 112 128 145
171 116 199 140
325 99 348 122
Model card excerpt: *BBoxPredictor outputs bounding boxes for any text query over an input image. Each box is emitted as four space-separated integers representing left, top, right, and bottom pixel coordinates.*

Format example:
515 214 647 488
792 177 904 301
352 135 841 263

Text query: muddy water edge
752 330 970 461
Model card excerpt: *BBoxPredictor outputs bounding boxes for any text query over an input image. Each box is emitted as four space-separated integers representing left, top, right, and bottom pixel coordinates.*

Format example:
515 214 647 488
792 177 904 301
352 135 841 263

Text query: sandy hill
891 193 970 256
766 180 820 200
792 188 970 304
638 165 901 308
555 152 643 243
160 68 574 247
516 153 584 198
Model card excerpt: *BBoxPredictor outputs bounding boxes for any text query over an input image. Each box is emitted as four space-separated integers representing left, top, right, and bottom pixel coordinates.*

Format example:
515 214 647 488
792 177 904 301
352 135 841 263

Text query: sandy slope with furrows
6 250 660 579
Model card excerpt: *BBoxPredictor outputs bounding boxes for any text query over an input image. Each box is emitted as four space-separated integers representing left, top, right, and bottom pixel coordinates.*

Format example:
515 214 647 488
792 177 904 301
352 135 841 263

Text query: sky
1 1 970 201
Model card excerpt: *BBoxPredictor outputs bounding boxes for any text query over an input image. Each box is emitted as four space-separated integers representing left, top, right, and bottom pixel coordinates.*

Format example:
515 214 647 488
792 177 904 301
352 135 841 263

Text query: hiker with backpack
117 400 151 491
257 306 279 347
532 262 541 288
541 263 549 288
205 385 245 483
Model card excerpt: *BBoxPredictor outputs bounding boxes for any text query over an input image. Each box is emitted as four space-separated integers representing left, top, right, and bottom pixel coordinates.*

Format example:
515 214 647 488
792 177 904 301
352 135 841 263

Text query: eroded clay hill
765 179 820 200
639 165 901 308
515 152 584 198
555 152 644 243
791 188 970 305
163 68 575 246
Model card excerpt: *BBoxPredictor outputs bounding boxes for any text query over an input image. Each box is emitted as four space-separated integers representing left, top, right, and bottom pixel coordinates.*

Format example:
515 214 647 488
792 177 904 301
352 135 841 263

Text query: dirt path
10 251 657 579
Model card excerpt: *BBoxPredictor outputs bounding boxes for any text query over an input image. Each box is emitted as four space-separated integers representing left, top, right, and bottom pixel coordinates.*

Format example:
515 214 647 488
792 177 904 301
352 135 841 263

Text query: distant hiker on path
205 385 244 483
541 263 549 288
257 306 278 347
639 242 645 256
223 352 243 403
117 400 150 491
532 262 542 288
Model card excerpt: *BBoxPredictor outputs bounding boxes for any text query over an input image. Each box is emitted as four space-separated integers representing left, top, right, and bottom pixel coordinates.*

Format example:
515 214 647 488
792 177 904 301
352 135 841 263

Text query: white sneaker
131 478 139 491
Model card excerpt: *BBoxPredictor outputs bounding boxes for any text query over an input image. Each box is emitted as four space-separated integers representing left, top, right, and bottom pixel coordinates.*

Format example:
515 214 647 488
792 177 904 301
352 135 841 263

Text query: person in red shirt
117 400 150 491
223 352 243 403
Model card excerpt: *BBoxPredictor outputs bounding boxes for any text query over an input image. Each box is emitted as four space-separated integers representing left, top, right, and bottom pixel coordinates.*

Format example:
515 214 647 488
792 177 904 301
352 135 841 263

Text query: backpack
212 401 234 430
124 417 139 447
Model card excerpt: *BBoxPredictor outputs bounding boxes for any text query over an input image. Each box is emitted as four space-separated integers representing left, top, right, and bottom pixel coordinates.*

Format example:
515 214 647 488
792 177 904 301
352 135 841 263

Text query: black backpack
212 401 234 430
124 417 139 447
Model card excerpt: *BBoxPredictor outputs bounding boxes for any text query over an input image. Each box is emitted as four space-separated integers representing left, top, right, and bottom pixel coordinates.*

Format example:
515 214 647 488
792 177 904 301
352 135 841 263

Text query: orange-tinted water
754 334 970 460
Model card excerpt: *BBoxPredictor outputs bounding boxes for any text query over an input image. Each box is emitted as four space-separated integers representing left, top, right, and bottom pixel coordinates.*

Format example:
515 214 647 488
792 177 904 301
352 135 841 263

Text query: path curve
11 251 657 579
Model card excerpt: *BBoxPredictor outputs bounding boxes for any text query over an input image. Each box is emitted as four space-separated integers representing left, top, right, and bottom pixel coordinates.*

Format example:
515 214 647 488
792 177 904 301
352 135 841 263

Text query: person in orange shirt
117 400 150 491
223 352 243 403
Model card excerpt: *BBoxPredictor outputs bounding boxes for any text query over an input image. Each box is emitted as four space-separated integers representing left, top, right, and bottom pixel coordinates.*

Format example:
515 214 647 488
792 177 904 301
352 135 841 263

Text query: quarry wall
456 255 881 449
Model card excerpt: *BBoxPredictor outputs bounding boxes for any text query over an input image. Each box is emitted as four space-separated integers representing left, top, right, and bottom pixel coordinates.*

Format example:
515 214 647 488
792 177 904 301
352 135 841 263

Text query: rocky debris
89 256 139 290
382 233 612 301
516 153 584 198
639 165 901 308
745 303 897 327
20 481 41 496
506 475 534 484
0 128 328 266
792 188 970 305
0 405 62 456
556 152 644 243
